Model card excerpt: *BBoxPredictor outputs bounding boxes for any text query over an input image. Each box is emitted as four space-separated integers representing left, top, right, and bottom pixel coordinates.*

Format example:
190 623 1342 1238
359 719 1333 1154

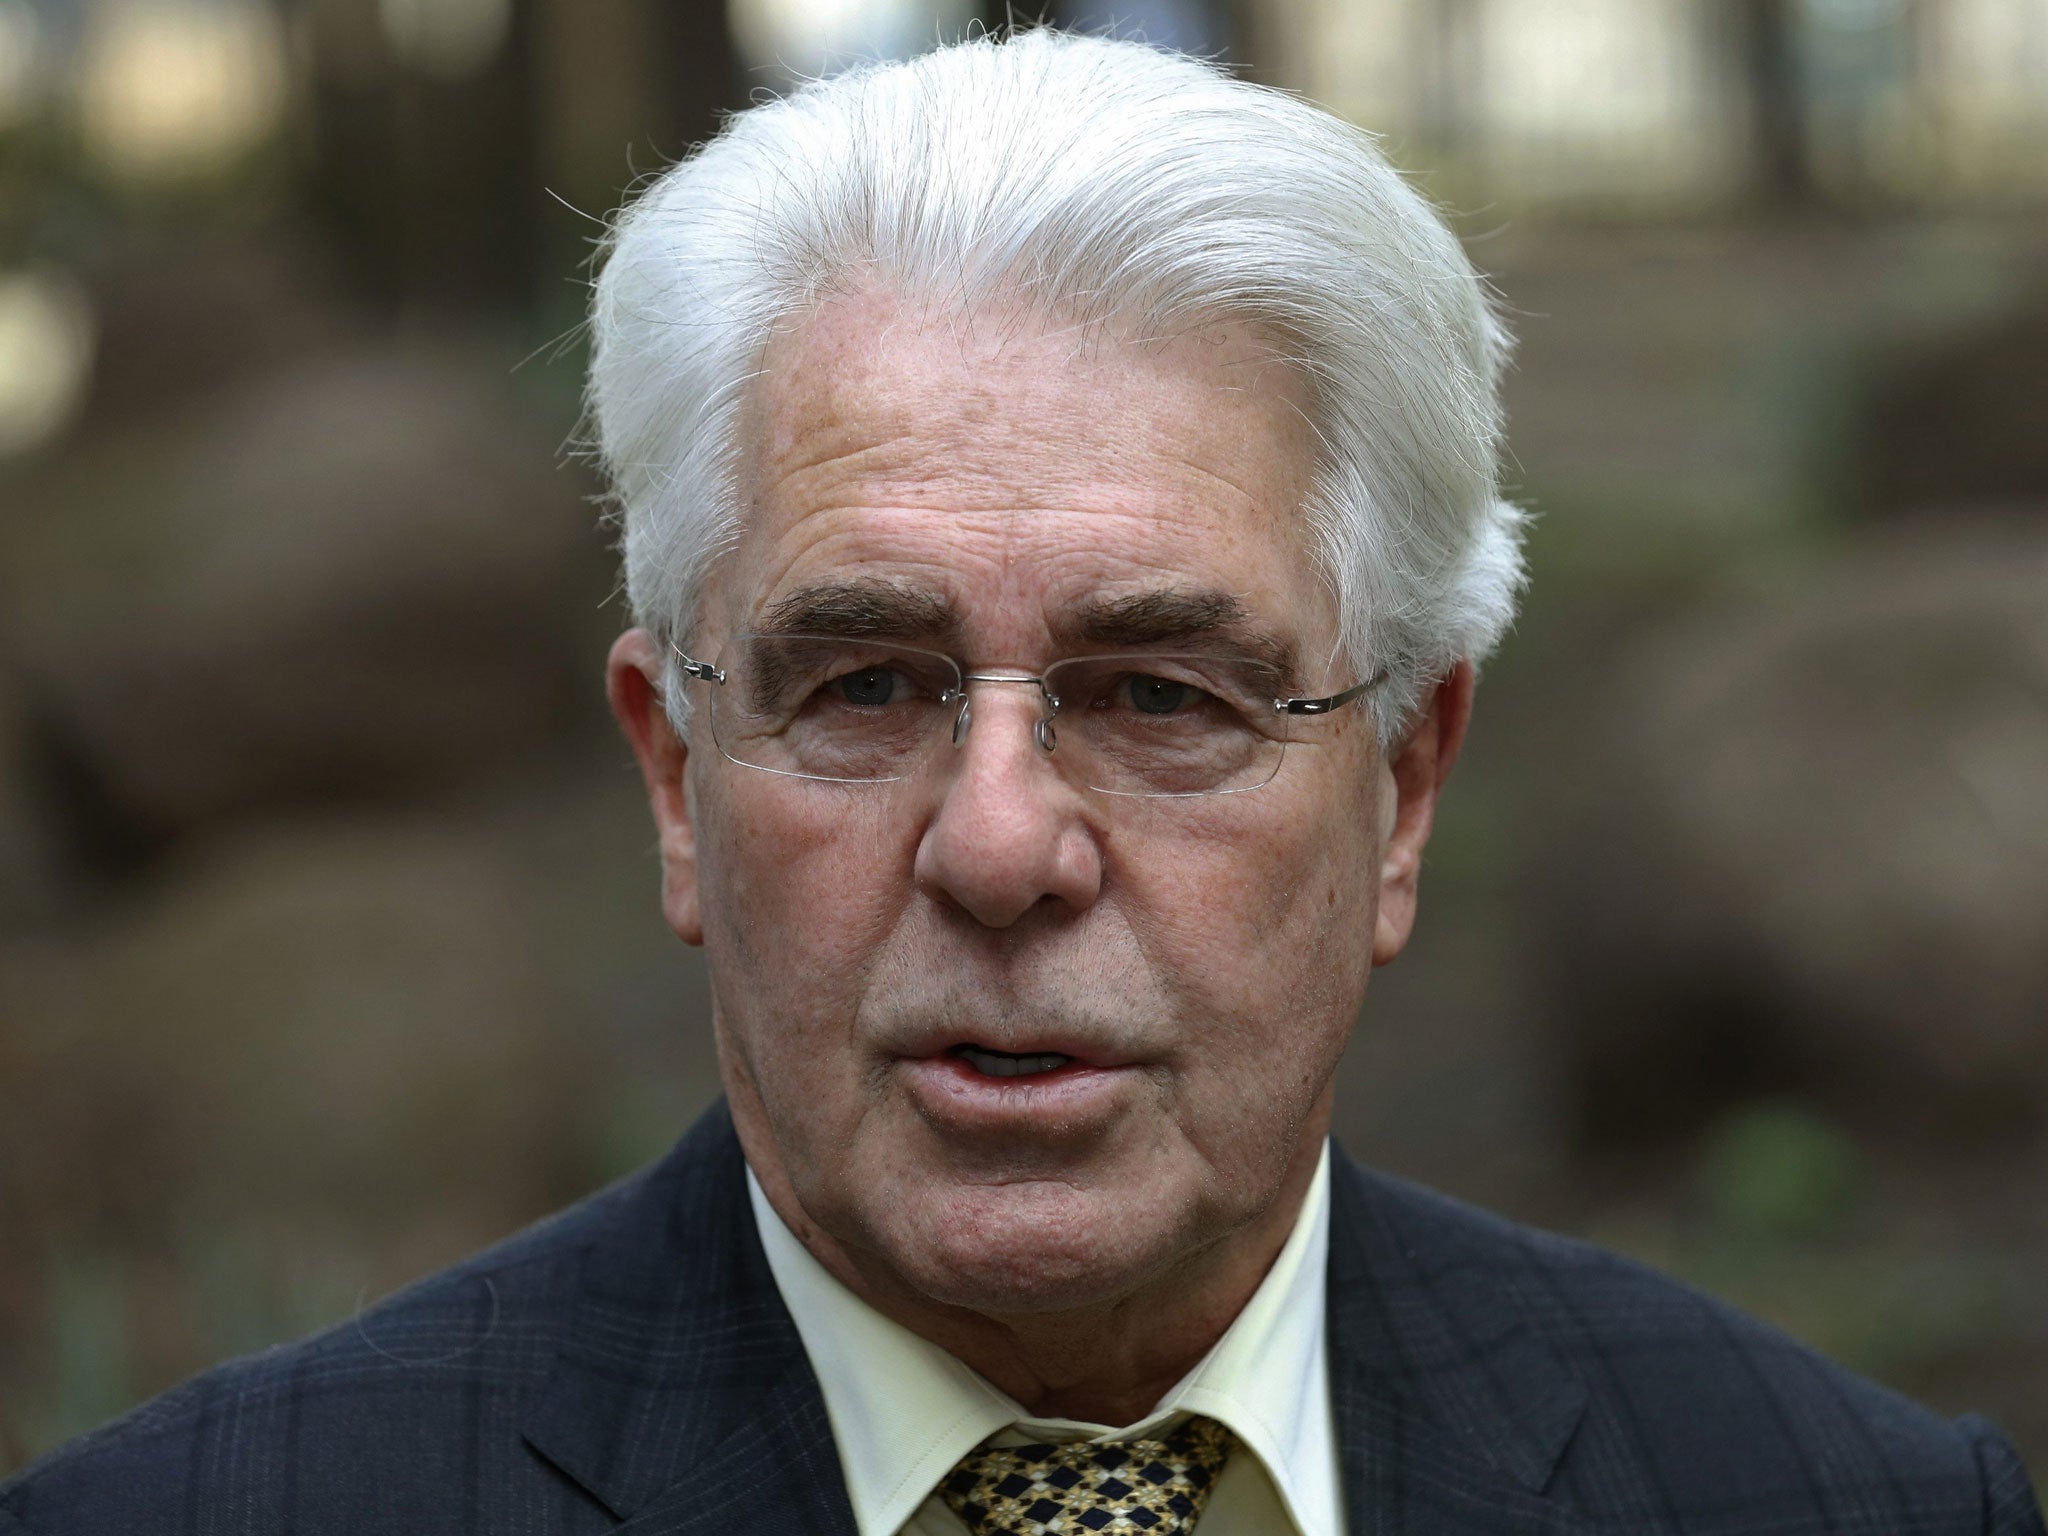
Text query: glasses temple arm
668 640 726 685
1277 667 1389 717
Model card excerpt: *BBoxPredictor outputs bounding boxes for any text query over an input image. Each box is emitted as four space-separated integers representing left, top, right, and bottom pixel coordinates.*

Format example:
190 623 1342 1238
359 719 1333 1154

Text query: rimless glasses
670 634 1385 799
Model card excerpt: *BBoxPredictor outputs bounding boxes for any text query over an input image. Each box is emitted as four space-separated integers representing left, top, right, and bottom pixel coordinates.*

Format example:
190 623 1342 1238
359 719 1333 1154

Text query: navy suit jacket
4 1101 2041 1534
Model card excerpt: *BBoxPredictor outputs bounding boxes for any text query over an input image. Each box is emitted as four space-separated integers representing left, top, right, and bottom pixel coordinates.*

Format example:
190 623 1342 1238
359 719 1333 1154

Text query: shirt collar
747 1145 1339 1536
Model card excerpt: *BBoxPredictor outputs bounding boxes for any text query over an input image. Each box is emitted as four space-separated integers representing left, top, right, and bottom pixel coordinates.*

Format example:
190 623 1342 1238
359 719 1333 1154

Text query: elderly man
4 30 2040 1536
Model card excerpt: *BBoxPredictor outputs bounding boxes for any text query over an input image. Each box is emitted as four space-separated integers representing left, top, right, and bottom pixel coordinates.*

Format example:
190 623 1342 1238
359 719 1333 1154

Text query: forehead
721 293 1327 652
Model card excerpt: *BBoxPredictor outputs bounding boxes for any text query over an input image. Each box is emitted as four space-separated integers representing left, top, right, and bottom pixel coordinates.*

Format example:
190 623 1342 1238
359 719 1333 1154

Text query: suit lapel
523 1102 857 1534
614 1361 855 1536
1326 1149 1591 1535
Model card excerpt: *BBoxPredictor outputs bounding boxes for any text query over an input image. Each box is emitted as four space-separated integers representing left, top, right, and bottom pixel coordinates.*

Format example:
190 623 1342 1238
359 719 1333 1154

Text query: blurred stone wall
0 236 726 1465
1330 219 2048 1469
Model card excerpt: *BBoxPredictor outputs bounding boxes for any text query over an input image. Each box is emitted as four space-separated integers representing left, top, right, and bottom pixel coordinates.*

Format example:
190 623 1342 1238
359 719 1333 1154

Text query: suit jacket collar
524 1103 1587 1534
1325 1151 1589 1533
523 1102 856 1532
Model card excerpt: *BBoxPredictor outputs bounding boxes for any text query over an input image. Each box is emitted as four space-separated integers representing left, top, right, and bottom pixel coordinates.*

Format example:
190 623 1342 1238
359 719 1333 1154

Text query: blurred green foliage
1698 1099 1865 1240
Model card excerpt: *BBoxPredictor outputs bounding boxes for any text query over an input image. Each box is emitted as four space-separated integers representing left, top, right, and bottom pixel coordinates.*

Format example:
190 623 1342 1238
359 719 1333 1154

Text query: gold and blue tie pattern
939 1415 1236 1535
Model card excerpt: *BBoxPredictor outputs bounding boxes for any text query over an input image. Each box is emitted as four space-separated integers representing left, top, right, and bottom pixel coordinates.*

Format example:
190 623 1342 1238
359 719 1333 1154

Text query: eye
832 666 903 707
1125 674 1192 715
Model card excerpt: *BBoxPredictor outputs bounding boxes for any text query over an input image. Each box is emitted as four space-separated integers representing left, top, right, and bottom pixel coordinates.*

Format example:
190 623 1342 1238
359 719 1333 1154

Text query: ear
607 628 703 946
1372 660 1476 967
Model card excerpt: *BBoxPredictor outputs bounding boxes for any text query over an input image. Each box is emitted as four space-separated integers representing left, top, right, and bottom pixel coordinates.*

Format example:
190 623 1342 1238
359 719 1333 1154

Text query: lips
894 1032 1144 1134
883 1017 1140 1073
952 1043 1073 1078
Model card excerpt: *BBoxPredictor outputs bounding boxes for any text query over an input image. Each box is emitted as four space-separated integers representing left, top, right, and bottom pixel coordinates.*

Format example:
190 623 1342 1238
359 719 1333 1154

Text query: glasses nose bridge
951 670 1058 754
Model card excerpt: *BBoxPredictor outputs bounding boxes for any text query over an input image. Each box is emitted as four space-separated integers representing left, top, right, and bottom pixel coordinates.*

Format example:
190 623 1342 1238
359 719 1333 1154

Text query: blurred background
1 0 2044 1479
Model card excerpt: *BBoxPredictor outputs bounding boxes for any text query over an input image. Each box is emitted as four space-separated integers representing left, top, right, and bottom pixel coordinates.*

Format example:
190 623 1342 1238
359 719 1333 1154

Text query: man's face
632 297 1409 1317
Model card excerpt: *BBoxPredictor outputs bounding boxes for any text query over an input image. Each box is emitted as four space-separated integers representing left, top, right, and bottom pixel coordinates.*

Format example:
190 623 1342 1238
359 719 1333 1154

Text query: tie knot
939 1415 1236 1536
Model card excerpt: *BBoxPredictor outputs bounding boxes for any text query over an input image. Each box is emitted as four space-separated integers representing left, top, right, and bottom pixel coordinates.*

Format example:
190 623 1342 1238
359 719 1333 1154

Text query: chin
872 1176 1198 1317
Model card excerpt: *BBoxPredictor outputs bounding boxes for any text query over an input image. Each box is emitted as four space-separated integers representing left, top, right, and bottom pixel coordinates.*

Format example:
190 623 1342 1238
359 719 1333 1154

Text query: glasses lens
1042 654 1287 796
708 634 961 783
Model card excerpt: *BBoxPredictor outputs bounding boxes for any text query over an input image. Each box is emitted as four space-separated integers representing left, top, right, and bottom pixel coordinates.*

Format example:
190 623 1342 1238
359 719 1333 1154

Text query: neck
742 1116 1326 1427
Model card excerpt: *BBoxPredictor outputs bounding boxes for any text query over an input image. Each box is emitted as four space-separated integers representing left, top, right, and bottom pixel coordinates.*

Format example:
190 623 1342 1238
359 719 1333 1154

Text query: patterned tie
939 1415 1236 1536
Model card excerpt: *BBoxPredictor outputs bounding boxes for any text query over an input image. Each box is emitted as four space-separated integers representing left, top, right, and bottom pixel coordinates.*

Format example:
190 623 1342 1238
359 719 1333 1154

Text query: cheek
1139 846 1362 1014
695 773 915 1039
1120 769 1381 1062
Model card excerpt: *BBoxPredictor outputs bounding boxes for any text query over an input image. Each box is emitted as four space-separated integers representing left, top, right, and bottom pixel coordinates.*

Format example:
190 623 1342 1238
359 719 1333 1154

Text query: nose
912 682 1104 928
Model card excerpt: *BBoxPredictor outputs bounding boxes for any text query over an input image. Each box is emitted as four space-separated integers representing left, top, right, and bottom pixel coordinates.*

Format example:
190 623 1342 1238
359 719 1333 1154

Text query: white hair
588 28 1524 742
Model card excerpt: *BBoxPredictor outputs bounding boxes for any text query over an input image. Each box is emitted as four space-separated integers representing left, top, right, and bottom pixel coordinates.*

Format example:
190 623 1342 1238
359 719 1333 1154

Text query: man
3 29 2039 1536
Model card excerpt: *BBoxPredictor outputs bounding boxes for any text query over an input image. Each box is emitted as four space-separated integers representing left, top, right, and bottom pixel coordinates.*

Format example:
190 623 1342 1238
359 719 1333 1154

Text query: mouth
951 1043 1074 1079
897 1035 1141 1131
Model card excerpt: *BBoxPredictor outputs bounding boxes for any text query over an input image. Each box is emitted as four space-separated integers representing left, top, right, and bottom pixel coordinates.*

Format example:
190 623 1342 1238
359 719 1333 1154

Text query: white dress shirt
746 1145 1346 1536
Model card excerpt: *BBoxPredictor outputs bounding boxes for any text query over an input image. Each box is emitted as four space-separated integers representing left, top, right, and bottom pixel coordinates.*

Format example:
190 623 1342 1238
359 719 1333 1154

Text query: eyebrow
757 580 963 646
1066 589 1299 681
752 578 1299 681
